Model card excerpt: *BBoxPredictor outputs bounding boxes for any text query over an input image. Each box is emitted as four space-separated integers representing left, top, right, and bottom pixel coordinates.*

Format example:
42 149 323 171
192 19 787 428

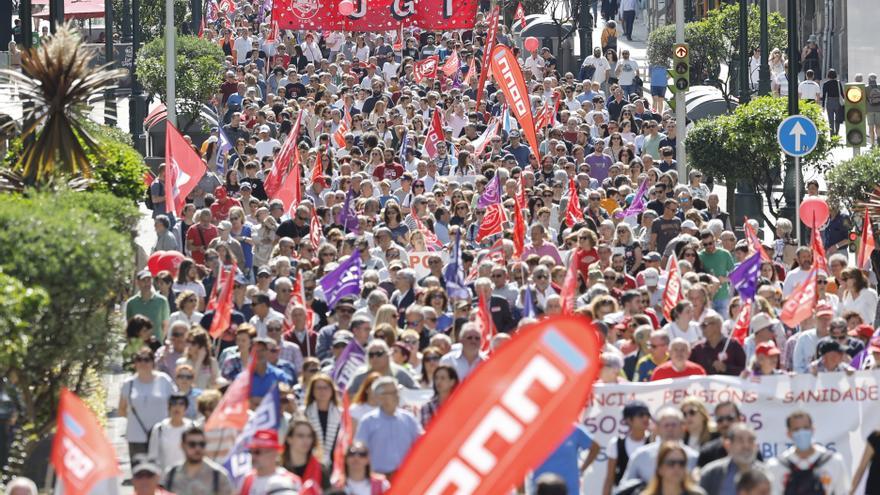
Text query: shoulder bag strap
127 381 153 441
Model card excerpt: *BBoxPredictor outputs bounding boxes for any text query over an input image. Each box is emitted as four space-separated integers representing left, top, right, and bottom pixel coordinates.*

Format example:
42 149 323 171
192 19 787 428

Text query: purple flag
331 341 366 391
336 188 359 233
615 179 649 219
851 348 869 370
477 173 501 208
729 251 762 302
319 250 362 309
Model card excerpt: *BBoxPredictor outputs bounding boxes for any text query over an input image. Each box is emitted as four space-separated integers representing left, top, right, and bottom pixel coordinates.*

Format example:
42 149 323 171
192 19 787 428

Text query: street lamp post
165 0 177 127
104 0 117 126
781 0 800 231
758 0 771 95
738 0 750 104
577 0 593 67
129 0 147 154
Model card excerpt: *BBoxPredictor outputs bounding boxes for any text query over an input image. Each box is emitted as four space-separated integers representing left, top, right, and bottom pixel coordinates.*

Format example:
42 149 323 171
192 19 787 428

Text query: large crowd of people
4 0 880 493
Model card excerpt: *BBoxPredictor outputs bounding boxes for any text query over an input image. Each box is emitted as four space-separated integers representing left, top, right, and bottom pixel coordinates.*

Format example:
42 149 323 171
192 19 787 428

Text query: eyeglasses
682 409 699 417
177 374 194 380
304 367 320 373
368 351 387 358
424 355 441 362
171 332 185 338
663 459 687 468
715 415 736 423
348 450 369 457
186 440 207 448
134 356 152 363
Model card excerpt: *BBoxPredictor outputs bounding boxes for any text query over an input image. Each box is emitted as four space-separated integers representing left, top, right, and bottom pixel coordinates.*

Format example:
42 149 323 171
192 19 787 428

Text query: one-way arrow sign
777 115 819 157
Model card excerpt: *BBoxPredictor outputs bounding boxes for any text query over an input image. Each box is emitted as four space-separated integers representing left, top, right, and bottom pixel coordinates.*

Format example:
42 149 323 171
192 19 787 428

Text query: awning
33 0 105 20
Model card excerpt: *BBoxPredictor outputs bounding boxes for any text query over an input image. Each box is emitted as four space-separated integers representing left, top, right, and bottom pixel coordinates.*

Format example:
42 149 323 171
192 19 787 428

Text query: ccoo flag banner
490 44 541 161
273 0 479 31
388 316 602 495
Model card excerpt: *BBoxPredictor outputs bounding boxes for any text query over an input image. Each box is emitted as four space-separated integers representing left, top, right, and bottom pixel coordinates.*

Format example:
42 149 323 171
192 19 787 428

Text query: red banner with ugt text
388 316 602 495
273 0 479 31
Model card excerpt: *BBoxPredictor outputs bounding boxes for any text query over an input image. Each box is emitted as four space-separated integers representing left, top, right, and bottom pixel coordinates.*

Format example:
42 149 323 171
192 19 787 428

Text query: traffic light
850 230 859 253
672 43 690 92
844 83 867 147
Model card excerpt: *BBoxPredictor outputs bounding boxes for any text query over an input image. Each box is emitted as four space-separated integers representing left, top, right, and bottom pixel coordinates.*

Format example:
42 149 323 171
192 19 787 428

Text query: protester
603 400 651 495
622 407 698 484
699 424 765 494
639 441 706 495
354 377 423 476
119 348 177 465
162 426 234 494
147 393 194 471
767 411 849 494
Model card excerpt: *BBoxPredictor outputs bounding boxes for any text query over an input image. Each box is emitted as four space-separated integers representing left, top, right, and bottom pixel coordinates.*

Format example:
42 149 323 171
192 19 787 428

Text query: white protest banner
579 371 880 493
407 251 449 279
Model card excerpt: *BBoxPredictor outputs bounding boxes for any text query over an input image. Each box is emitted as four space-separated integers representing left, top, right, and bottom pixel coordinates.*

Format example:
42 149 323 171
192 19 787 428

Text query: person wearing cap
131 455 172 495
810 337 856 375
239 429 303 494
316 296 357 360
503 130 532 168
355 376 423 477
650 337 707 381
147 393 194 472
742 341 784 377
742 312 780 365
209 186 242 224
347 340 418 395
255 125 280 159
602 400 651 493
790 305 835 373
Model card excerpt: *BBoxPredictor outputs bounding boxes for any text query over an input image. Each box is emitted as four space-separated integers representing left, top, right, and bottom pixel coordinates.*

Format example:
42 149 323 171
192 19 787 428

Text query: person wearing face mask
767 411 849 495
699 423 765 494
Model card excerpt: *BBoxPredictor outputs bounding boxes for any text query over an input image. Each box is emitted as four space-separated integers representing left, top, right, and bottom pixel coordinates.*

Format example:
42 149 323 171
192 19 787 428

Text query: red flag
198 17 206 38
559 250 582 314
413 55 439 84
490 44 541 161
275 155 302 215
810 220 828 275
743 216 771 262
516 174 527 211
285 273 316 340
423 106 445 159
333 108 351 148
730 301 752 345
142 171 153 188
661 254 683 321
310 146 329 188
51 389 120 495
392 25 403 52
208 263 236 338
413 214 444 250
266 21 279 43
475 6 500 112
388 316 601 495
477 292 495 353
534 95 560 133
512 199 525 260
218 0 235 13
441 50 461 77
165 122 207 216
463 55 477 85
514 2 527 28
859 210 875 271
564 179 584 227
310 207 323 251
331 394 354 487
476 203 506 243
265 111 303 197
205 351 254 431
780 267 819 328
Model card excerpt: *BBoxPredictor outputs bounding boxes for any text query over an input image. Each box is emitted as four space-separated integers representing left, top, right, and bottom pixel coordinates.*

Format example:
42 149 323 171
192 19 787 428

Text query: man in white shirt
580 47 610 86
148 394 194 472
524 50 546 80
254 125 280 159
249 294 284 338
782 247 813 297
439 323 485 380
767 411 849 495
300 32 323 63
233 28 252 65
798 69 821 104
790 303 833 373
616 50 641 97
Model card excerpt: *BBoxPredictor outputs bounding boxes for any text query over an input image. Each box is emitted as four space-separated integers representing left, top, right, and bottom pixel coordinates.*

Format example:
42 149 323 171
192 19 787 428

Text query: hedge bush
826 148 880 210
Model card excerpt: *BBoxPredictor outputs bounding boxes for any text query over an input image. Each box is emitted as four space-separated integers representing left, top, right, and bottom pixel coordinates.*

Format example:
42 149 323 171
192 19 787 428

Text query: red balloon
524 36 540 53
799 196 830 228
156 251 186 277
338 0 354 15
147 251 165 276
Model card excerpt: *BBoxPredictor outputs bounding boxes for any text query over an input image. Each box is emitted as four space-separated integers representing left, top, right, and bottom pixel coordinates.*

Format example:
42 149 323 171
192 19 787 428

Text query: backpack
145 180 155 210
164 465 220 493
783 452 831 495
868 86 880 106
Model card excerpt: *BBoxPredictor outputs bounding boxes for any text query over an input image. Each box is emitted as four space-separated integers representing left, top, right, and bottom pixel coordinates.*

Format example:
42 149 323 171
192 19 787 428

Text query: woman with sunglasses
614 223 644 275
173 363 201 420
640 442 706 495
343 441 390 494
118 347 177 467
173 258 207 311
680 397 717 450
283 418 330 490
605 132 626 159
177 327 220 389
304 374 342 467
168 290 204 328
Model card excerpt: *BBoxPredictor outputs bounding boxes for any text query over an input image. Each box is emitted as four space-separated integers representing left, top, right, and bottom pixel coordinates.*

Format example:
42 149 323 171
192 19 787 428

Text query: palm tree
0 23 127 185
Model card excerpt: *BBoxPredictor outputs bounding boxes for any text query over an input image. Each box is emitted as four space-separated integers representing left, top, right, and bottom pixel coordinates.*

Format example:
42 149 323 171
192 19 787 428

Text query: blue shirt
533 425 593 495
250 363 288 398
355 408 423 474
650 65 668 88
230 223 253 270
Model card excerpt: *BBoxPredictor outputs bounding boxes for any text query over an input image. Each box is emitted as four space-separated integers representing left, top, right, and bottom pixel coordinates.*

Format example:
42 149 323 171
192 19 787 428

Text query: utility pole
781 0 800 230
165 0 177 127
104 0 117 126
675 0 686 183
758 0 770 95
129 0 146 154
738 0 750 104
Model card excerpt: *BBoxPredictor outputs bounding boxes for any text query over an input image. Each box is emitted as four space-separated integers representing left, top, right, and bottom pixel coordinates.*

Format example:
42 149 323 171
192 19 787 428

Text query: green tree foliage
112 0 190 45
84 122 149 203
826 148 880 211
0 271 49 377
647 4 786 91
0 192 134 462
686 96 836 219
136 35 224 128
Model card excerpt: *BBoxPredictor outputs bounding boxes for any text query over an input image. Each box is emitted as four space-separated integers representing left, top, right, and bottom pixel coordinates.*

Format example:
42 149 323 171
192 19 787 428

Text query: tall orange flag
859 210 875 271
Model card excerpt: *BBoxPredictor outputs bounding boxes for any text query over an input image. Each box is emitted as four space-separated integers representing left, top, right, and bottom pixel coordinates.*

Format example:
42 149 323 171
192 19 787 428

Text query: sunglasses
424 355 442 362
715 415 737 423
177 374 194 380
663 459 687 468
368 351 387 358
186 440 207 448
682 409 699 417
348 450 369 457
134 356 152 363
